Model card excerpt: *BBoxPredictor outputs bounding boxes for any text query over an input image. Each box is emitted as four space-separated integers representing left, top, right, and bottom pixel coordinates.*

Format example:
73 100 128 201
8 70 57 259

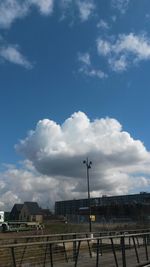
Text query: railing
1 232 150 266
0 228 150 245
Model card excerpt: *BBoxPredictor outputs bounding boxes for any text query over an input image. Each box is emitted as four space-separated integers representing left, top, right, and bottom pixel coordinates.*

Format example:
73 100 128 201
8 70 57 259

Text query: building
55 192 150 222
9 204 24 221
9 202 52 223
19 202 43 223
40 209 52 221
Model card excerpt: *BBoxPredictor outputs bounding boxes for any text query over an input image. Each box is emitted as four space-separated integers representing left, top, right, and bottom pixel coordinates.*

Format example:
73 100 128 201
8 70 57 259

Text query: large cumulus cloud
13 111 150 204
0 111 150 210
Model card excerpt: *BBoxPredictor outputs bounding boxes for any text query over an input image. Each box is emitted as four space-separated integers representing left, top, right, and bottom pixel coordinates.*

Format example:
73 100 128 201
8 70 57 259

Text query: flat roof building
55 192 150 222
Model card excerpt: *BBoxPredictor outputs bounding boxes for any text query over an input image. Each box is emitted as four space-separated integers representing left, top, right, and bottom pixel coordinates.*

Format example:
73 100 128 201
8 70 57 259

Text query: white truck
0 211 4 223
0 211 42 232
0 211 9 232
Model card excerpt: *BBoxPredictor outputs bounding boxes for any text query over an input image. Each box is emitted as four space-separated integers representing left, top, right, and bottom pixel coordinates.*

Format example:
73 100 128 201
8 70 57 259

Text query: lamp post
83 158 92 232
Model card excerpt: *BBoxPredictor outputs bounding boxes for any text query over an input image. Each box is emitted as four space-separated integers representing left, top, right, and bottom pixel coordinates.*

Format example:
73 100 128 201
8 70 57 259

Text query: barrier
0 231 150 266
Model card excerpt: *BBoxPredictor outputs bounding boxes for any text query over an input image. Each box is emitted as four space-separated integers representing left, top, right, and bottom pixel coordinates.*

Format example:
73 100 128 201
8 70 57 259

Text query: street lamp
83 158 92 232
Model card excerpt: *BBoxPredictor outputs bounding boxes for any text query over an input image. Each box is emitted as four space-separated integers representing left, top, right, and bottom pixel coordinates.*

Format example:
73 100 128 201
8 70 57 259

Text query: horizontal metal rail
0 228 149 244
0 232 150 266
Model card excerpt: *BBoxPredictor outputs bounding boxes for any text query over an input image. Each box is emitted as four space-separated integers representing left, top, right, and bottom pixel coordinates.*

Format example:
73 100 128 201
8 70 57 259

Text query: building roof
15 204 24 211
11 204 24 213
24 202 42 215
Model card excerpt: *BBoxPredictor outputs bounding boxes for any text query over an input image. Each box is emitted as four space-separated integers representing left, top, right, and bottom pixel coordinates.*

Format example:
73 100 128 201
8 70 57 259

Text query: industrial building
55 192 150 223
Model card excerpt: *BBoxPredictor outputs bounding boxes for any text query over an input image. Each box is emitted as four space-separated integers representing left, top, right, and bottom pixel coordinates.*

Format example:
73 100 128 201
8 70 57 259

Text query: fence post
121 236 126 267
99 233 103 256
144 235 149 261
86 234 92 258
96 239 100 267
43 236 49 267
132 236 140 264
19 237 30 267
73 234 77 261
61 235 68 262
110 238 118 267
11 247 16 267
49 244 53 267
74 241 81 267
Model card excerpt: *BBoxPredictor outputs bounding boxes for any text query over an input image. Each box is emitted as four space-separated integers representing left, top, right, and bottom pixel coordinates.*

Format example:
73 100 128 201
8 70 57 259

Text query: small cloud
112 15 117 22
30 0 54 15
77 0 95 22
59 0 96 23
0 0 28 29
97 19 110 30
145 14 150 21
109 55 127 72
78 52 107 79
59 0 72 20
97 33 150 72
0 45 33 69
82 68 108 79
0 0 54 29
111 0 130 14
115 33 150 60
97 39 111 56
78 52 91 65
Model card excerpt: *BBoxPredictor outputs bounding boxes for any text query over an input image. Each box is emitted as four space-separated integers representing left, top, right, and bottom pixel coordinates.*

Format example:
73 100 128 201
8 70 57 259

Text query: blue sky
1 0 150 210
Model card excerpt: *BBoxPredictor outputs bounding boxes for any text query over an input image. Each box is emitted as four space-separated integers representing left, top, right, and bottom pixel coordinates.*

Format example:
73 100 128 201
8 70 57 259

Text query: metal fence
1 232 150 267
0 228 149 245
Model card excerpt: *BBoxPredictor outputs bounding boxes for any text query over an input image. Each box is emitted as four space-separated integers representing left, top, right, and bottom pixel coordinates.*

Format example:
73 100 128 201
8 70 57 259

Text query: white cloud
78 52 107 79
78 52 91 65
111 0 130 14
59 0 96 24
115 33 150 60
108 55 127 72
97 39 111 56
0 0 95 28
16 111 148 165
0 160 82 210
0 0 54 28
0 111 150 210
0 45 33 69
0 0 96 29
59 0 96 22
0 0 55 68
77 0 95 22
82 68 107 79
59 0 74 18
97 33 150 72
111 15 117 22
29 0 54 15
0 0 28 28
12 111 150 208
97 19 110 30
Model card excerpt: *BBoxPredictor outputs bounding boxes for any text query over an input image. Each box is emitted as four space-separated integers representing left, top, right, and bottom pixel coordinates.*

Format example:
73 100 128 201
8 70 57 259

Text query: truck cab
0 211 4 223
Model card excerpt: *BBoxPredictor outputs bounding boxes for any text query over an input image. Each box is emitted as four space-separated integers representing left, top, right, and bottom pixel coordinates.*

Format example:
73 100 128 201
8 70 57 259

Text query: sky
1 0 150 211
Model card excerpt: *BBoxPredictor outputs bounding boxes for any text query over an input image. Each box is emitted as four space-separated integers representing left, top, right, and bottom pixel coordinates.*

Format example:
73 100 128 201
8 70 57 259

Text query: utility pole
83 158 92 232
